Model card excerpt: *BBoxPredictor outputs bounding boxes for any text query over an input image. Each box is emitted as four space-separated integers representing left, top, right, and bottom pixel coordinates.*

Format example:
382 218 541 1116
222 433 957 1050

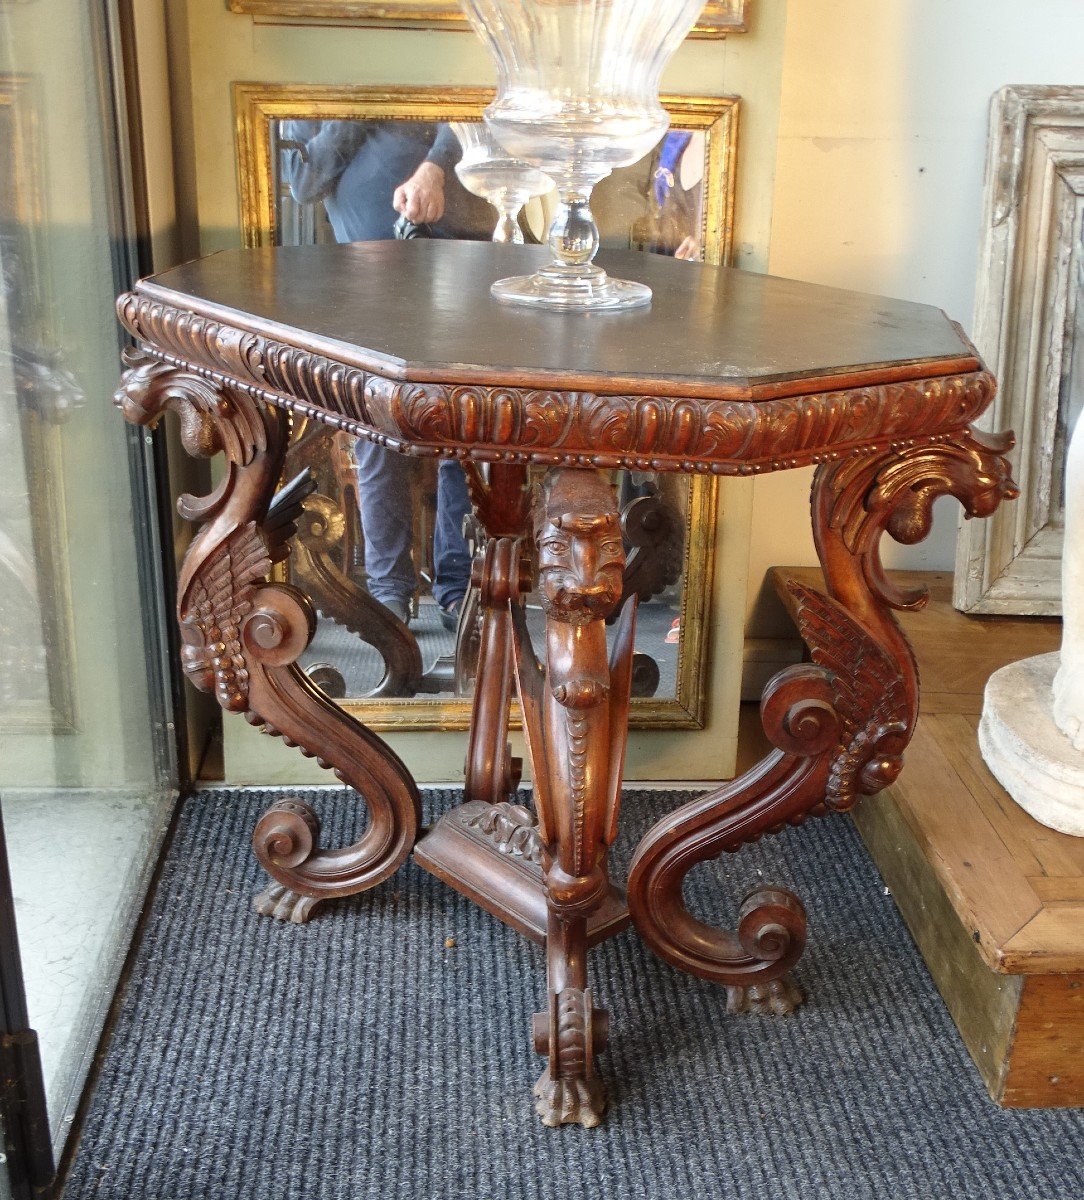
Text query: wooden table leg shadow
117 341 1018 1130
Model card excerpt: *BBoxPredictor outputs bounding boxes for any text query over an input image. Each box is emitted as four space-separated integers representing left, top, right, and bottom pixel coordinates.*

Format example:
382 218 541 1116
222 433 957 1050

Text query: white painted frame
955 85 1084 615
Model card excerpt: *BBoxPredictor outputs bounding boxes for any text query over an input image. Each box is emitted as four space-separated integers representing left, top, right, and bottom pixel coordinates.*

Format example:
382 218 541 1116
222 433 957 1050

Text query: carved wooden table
115 241 1017 1129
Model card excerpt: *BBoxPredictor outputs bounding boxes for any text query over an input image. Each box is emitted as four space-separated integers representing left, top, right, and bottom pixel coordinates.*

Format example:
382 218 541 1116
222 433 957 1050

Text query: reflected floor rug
63 787 1083 1200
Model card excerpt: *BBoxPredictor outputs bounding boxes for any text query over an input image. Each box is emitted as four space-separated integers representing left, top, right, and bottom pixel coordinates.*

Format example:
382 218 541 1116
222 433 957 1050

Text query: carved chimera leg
291 492 425 698
628 426 1018 1009
512 468 636 1128
462 463 531 807
115 350 421 923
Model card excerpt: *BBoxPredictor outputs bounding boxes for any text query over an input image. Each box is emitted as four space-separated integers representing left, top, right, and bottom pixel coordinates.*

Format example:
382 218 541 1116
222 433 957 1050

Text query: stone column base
979 652 1084 837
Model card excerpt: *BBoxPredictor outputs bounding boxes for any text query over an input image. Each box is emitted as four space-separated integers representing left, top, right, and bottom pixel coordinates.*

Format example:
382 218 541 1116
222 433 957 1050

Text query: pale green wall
171 0 788 784
748 0 1084 638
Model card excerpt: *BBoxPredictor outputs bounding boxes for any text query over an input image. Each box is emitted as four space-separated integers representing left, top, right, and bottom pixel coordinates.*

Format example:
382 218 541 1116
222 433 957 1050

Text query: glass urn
452 122 555 245
459 0 704 311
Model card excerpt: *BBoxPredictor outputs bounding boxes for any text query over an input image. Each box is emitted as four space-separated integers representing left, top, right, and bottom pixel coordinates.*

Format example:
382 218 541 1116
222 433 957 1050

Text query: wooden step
770 567 1082 1107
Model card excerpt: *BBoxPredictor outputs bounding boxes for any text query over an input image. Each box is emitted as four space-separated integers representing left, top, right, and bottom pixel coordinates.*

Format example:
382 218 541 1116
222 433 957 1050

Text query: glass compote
452 122 555 244
458 0 705 311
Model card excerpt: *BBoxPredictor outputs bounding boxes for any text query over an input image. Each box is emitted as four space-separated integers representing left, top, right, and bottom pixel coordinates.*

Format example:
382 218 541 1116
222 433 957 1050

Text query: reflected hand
393 161 446 225
674 235 700 261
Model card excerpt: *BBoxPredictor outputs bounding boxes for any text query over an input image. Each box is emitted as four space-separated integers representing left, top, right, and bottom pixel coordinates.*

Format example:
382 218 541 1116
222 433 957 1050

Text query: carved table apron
114 242 1017 1129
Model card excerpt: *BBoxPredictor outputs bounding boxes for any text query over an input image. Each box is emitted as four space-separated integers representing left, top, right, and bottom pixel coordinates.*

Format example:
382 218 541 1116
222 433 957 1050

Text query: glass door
0 0 179 1189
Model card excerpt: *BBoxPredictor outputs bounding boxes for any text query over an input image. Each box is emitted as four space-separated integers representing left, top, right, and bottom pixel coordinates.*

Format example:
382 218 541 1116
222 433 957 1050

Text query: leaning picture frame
231 82 739 732
954 85 1084 615
226 0 749 38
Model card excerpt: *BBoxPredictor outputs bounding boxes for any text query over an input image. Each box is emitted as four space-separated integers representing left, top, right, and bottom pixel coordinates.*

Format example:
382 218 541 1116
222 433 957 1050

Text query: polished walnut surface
139 241 977 399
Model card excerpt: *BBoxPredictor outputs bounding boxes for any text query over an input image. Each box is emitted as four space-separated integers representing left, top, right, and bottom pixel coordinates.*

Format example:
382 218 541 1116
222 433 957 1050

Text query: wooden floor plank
1000 907 1084 973
922 712 1084 884
931 713 1047 879
889 723 1042 962
1029 876 1084 902
953 712 1084 879
920 693 984 716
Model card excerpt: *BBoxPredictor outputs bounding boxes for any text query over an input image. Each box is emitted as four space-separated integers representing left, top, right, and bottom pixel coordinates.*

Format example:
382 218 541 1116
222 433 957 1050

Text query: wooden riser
770 567 1083 1108
855 791 1084 1106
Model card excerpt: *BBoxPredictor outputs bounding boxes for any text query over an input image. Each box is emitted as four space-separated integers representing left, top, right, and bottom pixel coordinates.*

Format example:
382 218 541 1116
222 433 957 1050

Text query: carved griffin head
534 471 625 625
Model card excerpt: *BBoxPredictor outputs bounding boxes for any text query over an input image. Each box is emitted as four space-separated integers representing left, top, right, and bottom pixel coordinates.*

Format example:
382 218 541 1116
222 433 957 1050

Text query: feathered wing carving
787 580 911 809
115 351 419 922
181 523 270 711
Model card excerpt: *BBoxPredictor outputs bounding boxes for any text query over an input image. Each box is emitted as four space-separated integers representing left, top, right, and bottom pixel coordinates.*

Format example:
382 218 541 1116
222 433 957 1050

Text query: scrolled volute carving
736 888 807 971
253 799 320 870
624 579 907 988
760 662 839 757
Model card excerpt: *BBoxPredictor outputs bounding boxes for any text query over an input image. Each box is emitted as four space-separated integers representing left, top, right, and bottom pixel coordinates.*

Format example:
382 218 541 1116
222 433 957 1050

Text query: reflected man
280 120 474 628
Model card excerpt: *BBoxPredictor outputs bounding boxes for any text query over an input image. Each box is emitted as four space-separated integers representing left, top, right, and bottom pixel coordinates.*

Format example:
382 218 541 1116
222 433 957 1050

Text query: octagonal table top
135 241 978 400
119 241 993 474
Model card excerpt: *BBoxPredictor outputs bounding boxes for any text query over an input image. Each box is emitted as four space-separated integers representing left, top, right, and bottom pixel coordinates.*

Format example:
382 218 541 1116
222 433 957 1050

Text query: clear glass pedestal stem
491 189 651 312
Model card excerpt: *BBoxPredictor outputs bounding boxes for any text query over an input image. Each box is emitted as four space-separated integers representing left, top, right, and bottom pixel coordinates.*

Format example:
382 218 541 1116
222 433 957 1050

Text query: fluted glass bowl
459 0 704 311
452 122 555 244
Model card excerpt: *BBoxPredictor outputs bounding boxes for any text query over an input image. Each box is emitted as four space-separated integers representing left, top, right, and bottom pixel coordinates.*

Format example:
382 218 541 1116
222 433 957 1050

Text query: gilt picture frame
231 83 739 730
226 0 749 38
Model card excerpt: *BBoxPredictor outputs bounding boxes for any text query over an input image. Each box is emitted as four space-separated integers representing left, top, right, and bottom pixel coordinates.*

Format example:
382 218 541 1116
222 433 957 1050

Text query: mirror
234 85 739 730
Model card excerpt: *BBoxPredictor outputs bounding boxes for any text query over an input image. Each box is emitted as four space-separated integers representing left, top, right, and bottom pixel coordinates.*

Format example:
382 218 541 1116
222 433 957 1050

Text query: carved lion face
535 473 625 624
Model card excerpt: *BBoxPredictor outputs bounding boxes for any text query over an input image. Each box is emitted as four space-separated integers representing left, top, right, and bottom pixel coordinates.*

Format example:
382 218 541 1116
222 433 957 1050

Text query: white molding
955 85 1084 615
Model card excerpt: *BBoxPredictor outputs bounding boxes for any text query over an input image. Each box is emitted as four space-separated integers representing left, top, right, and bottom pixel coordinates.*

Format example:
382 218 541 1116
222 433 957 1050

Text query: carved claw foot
726 973 804 1016
533 1071 606 1130
252 881 323 924
531 987 609 1129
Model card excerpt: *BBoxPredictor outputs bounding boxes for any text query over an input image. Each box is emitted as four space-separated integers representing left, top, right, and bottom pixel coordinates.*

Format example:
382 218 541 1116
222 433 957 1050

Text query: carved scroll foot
251 798 327 922
252 881 324 924
531 987 609 1129
726 974 804 1016
532 1071 606 1130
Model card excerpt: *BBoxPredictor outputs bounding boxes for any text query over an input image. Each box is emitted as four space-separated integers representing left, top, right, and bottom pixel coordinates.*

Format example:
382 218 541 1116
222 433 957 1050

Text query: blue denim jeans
355 440 472 610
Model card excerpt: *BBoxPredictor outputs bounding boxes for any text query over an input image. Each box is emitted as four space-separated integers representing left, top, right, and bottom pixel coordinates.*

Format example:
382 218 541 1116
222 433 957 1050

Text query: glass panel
0 0 173 1159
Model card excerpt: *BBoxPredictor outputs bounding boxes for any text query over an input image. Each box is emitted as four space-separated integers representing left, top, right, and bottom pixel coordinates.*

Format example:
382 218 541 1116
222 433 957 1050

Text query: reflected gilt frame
0 73 79 733
227 1 748 38
232 82 739 730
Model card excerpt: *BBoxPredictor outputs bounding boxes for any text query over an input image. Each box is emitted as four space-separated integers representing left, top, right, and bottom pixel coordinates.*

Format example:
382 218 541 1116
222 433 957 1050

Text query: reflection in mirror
270 116 710 260
234 88 737 728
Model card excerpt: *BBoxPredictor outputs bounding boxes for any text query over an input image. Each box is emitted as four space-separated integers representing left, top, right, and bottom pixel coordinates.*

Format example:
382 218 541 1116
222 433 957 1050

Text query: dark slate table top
138 241 978 401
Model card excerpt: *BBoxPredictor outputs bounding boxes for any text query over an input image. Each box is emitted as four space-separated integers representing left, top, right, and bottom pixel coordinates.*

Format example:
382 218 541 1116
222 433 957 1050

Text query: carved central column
512 468 637 1127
